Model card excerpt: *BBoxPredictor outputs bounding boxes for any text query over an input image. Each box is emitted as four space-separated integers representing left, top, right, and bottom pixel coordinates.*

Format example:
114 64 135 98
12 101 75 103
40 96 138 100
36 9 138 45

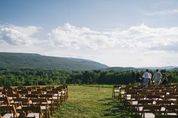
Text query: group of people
141 69 169 87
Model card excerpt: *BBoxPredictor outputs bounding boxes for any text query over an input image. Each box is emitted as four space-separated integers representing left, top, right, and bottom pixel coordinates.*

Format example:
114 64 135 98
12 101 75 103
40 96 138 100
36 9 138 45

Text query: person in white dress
153 69 162 85
142 69 152 87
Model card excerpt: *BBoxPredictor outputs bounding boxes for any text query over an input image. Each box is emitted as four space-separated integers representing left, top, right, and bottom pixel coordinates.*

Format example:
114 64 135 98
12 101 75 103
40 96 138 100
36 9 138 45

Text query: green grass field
52 85 134 118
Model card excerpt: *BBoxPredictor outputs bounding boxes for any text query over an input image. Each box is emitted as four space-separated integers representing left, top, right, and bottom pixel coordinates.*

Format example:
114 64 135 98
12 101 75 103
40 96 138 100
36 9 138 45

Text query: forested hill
0 52 108 71
103 66 178 72
103 67 139 72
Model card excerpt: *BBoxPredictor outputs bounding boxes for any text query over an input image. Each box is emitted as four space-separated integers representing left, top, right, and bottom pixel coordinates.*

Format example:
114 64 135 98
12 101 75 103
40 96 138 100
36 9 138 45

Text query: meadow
52 85 133 118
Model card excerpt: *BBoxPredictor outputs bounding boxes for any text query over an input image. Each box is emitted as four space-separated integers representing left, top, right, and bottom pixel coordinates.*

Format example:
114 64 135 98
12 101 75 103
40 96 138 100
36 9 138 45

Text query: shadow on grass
99 98 141 118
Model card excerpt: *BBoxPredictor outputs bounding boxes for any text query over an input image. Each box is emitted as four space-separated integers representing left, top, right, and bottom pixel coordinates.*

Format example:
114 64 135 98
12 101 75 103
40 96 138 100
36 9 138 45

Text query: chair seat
3 113 20 118
3 113 13 118
27 113 39 118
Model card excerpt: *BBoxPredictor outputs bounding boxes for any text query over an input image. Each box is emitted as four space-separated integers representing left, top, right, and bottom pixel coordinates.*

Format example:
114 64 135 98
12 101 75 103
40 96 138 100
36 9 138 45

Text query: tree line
0 68 178 86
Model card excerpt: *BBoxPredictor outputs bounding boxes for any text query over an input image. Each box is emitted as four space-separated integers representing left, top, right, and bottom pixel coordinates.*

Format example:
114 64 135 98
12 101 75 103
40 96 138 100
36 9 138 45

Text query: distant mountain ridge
0 52 108 70
102 67 138 72
0 52 177 71
103 66 178 72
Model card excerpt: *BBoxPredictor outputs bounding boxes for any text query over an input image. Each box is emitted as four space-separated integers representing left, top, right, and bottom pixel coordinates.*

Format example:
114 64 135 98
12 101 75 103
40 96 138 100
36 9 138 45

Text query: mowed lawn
52 85 132 118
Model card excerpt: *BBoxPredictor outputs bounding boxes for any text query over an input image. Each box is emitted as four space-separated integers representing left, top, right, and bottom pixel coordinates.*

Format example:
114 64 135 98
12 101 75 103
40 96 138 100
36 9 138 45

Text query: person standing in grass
153 69 162 85
142 69 152 87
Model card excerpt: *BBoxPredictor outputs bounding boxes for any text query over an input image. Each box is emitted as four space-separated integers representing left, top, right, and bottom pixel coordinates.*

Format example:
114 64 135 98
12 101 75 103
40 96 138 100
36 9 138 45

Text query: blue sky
0 0 178 67
1 0 178 29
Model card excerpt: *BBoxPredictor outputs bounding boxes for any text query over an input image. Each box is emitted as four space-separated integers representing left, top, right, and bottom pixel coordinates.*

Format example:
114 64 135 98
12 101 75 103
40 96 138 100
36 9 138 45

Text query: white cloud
48 23 114 50
0 24 41 45
48 23 178 53
0 23 178 67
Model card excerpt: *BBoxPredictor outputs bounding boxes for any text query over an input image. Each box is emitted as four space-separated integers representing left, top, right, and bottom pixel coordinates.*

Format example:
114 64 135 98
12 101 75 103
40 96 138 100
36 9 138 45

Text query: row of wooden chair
0 85 68 118
113 84 178 118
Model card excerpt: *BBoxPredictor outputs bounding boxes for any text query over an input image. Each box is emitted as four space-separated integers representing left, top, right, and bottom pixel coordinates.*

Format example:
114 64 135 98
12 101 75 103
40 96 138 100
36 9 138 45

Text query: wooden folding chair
22 105 42 118
0 105 19 118
141 105 161 118
165 105 178 115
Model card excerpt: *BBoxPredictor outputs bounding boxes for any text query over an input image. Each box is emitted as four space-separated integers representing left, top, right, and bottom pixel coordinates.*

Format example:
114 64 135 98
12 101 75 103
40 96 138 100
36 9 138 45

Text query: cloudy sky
0 0 178 67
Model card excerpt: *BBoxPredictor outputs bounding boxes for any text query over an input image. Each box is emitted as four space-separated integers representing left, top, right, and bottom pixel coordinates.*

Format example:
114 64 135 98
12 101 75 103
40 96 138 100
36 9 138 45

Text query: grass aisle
52 85 132 118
